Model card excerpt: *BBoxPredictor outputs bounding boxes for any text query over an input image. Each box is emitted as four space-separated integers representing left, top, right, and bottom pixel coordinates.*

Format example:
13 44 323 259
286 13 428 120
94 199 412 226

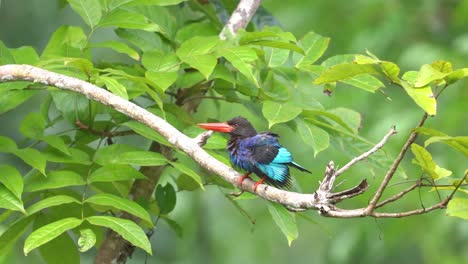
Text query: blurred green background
0 0 467 263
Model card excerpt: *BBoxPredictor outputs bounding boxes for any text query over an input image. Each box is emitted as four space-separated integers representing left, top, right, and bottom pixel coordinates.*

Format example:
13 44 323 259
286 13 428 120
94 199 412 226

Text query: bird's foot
238 172 251 186
253 176 267 191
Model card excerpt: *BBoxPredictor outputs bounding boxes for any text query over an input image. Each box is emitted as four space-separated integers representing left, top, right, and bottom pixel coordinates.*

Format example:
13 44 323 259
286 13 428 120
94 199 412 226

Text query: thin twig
335 126 397 177
375 181 420 208
75 120 135 137
367 113 428 212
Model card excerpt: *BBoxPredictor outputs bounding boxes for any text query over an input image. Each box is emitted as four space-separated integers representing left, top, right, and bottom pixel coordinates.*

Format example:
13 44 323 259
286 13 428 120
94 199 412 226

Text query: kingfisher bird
198 116 311 191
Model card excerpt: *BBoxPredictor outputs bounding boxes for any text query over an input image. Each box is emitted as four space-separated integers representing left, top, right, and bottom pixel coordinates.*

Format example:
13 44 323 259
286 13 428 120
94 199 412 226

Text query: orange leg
253 176 267 191
238 172 252 185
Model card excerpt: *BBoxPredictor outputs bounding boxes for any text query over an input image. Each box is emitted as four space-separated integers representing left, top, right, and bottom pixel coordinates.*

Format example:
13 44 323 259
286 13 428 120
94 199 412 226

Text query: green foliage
0 1 466 262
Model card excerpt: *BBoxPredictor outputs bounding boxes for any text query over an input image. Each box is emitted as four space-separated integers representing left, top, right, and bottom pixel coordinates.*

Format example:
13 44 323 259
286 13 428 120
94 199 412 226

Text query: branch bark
219 0 263 39
0 65 462 216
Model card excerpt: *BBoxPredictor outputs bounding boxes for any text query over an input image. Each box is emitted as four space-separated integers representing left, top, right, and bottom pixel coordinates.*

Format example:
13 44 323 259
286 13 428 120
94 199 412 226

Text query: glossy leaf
109 151 169 166
88 164 147 183
0 90 37 114
0 216 35 252
19 112 46 139
314 63 379 84
170 162 204 189
0 136 17 152
44 147 91 165
414 63 449 87
446 198 468 220
262 101 302 128
342 74 384 93
78 229 96 252
93 144 141 165
42 135 71 156
425 136 468 157
401 81 437 116
24 217 83 255
220 46 258 87
85 193 152 224
411 144 452 180
267 202 298 246
97 76 128 99
67 0 102 28
24 170 86 192
13 148 47 175
295 119 329 157
34 214 80 264
26 195 81 215
86 216 152 254
155 183 177 214
122 121 171 146
328 108 362 133
0 185 25 212
0 165 23 199
176 36 220 78
295 31 330 68
89 41 139 60
97 10 160 31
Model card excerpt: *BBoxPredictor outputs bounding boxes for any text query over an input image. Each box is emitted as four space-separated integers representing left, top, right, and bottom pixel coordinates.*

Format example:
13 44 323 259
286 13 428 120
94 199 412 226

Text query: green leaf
88 164 147 183
425 136 468 157
67 0 102 28
33 214 80 264
155 183 176 214
0 185 25 212
19 112 46 139
295 119 329 157
0 216 34 252
145 71 178 92
220 46 258 87
44 147 91 165
0 40 15 64
411 144 452 180
170 162 204 190
108 151 169 166
24 170 86 192
24 217 83 255
177 36 220 78
414 63 449 88
11 46 40 65
262 101 302 128
267 202 298 246
0 90 37 114
85 193 152 224
86 216 152 254
97 9 160 31
121 121 170 146
142 49 180 72
42 135 71 156
401 81 436 116
342 74 384 93
13 148 47 175
97 76 128 99
89 41 140 60
163 217 183 237
314 63 379 84
295 31 330 68
78 229 96 252
0 165 23 199
115 28 163 52
446 198 468 220
0 136 17 152
327 108 362 133
41 26 86 58
26 195 81 215
247 40 304 54
266 48 289 67
93 143 141 165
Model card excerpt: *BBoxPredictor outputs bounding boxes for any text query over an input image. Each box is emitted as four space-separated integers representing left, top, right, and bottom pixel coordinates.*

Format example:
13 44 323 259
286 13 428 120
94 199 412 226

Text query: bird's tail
290 162 312 173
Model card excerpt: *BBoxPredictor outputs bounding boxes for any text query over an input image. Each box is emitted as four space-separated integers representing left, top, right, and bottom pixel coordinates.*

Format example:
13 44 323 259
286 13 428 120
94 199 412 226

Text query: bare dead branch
367 114 429 212
334 126 397 177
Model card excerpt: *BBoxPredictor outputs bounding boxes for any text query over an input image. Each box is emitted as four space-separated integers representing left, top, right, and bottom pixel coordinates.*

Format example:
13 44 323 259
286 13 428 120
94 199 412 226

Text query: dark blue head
198 116 257 138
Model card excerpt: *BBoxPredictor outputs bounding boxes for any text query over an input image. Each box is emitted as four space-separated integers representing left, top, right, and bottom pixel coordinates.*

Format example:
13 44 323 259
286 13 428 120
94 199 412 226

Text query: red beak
197 122 234 133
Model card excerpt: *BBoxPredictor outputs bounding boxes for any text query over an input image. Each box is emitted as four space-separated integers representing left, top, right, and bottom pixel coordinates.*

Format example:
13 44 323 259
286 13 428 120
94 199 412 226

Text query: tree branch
219 0 263 39
1 65 462 221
